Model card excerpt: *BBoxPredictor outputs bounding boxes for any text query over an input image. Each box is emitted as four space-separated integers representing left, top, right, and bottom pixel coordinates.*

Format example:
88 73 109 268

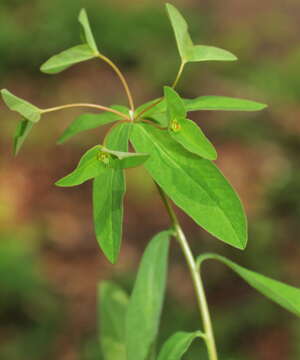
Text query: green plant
2 4 299 359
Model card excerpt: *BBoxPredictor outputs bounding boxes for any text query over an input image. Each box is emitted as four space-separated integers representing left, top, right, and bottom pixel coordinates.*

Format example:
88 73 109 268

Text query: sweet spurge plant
2 4 299 359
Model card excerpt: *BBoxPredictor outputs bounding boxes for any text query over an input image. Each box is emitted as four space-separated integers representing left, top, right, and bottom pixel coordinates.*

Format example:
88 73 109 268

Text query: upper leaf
164 87 217 160
57 105 129 144
198 254 300 317
1 89 41 122
98 281 128 360
40 44 95 74
126 231 171 360
166 3 237 64
157 331 202 360
78 8 99 54
184 96 268 112
130 123 247 249
93 123 131 263
13 119 34 155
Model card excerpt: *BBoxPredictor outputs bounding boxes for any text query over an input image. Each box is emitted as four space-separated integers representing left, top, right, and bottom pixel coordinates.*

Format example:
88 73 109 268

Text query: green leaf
100 146 149 169
13 119 34 155
57 105 129 144
157 331 202 360
130 123 247 249
78 9 99 54
55 145 105 187
198 254 300 317
126 231 170 360
166 3 237 64
40 44 95 74
184 96 268 112
164 87 217 160
98 282 128 360
169 118 217 160
93 123 131 263
1 89 41 122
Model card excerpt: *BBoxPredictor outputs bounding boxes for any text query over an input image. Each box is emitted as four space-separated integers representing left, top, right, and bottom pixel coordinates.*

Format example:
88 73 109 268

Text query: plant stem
98 54 135 112
135 62 185 120
171 62 185 89
42 103 129 120
156 184 218 360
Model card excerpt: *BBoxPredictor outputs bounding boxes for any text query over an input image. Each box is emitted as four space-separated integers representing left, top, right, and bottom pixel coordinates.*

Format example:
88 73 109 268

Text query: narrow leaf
1 89 41 122
93 123 131 263
126 231 170 360
40 44 95 74
57 105 129 144
187 45 237 63
130 123 247 249
98 282 128 360
166 3 237 64
55 145 104 187
157 331 202 360
13 119 34 155
101 146 149 169
198 254 300 317
78 8 99 54
184 96 268 112
164 87 217 160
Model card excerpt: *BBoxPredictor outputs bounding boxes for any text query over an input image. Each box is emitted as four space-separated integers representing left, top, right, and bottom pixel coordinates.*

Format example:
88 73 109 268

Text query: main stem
156 184 218 360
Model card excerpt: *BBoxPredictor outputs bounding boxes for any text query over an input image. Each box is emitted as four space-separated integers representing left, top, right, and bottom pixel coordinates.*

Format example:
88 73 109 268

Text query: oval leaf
169 118 217 160
198 254 300 317
126 230 171 360
55 145 104 187
57 105 129 144
130 123 247 249
13 119 34 155
101 146 149 169
93 123 131 263
1 89 41 122
184 96 267 112
164 87 217 160
78 8 99 54
166 3 237 64
157 331 202 360
98 282 128 360
40 44 95 74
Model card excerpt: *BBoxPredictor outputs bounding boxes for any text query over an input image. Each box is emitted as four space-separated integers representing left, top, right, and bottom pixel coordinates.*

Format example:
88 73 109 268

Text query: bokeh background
1 0 300 359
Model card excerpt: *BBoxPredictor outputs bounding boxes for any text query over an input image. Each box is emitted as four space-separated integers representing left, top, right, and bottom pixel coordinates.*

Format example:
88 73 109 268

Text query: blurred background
1 0 300 359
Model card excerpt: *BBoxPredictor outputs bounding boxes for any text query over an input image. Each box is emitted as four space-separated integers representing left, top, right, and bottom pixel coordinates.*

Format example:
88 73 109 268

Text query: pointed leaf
57 105 129 144
55 145 105 187
166 3 237 64
169 118 217 160
164 87 217 160
40 44 95 74
184 96 268 112
187 45 237 63
13 119 34 155
126 231 171 360
78 8 99 54
157 331 202 360
1 89 41 122
98 282 128 360
130 123 247 249
198 254 300 317
164 86 186 120
93 123 131 263
101 146 149 169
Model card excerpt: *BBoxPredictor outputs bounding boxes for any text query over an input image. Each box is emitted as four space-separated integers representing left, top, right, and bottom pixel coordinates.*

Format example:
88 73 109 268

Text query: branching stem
171 62 185 89
156 184 218 360
42 103 129 120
